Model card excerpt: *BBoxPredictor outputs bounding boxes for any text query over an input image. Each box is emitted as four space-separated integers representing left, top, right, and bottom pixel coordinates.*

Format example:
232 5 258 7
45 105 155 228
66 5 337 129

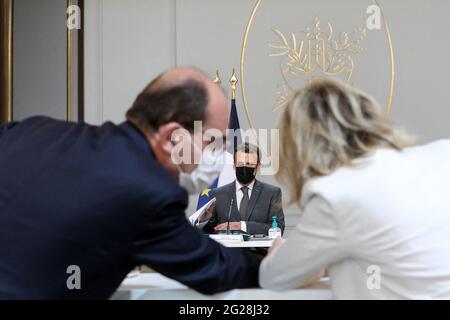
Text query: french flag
195 96 241 209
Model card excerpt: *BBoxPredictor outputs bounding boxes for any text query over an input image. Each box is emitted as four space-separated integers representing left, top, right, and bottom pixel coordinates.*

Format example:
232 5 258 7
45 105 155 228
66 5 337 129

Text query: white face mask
178 148 225 195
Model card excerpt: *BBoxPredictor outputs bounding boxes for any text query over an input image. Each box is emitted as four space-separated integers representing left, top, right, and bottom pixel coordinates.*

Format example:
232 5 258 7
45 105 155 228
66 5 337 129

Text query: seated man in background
0 67 261 299
202 143 285 236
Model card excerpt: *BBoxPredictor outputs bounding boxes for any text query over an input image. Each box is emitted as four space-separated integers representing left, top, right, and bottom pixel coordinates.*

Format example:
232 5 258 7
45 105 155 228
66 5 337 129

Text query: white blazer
259 140 450 299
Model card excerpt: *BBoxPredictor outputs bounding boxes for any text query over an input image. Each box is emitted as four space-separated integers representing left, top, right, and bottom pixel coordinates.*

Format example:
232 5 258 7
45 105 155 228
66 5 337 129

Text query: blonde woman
259 78 450 299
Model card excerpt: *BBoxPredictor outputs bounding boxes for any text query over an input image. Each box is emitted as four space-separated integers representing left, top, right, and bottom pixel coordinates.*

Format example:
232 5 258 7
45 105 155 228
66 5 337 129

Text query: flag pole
230 68 238 101
212 69 222 85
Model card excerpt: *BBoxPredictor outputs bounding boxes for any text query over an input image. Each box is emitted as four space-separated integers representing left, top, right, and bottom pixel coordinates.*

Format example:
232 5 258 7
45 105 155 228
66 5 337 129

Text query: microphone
226 198 234 235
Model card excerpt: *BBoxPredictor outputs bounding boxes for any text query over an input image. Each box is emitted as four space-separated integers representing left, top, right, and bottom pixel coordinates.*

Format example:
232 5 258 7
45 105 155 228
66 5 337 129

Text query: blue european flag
196 177 218 209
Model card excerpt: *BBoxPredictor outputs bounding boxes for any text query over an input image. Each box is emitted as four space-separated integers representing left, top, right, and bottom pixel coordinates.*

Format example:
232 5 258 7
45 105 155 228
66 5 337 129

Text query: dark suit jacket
0 117 261 299
204 180 285 235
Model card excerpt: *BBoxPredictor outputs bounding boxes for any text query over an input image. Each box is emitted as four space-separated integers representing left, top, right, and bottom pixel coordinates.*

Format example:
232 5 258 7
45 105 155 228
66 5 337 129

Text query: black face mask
236 166 256 185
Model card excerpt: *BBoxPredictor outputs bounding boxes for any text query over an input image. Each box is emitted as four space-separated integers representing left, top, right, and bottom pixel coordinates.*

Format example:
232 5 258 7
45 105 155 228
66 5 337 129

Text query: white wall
84 0 176 124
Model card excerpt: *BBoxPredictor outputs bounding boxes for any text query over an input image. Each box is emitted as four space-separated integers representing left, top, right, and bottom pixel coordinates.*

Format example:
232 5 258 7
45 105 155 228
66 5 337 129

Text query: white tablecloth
114 273 333 300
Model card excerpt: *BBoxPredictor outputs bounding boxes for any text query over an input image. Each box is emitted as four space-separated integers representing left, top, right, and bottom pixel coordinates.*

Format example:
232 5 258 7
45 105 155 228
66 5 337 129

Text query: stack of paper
188 198 216 225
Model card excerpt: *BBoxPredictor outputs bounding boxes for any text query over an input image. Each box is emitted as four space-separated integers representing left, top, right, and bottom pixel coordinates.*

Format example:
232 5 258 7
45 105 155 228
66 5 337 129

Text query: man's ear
156 122 183 154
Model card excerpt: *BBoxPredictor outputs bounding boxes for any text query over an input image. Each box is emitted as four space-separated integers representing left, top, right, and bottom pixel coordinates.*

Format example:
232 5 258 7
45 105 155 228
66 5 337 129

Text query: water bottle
268 216 282 239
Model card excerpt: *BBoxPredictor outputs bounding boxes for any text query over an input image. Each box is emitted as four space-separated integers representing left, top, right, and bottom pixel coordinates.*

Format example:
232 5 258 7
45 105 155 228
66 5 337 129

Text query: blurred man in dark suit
0 68 261 299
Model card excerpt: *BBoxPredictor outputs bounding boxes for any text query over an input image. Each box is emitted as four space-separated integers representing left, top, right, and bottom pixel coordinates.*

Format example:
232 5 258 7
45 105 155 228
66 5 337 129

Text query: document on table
188 197 216 225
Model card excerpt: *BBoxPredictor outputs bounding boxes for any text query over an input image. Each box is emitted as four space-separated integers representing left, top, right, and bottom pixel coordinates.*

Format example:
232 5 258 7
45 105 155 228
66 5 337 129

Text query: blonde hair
277 78 415 205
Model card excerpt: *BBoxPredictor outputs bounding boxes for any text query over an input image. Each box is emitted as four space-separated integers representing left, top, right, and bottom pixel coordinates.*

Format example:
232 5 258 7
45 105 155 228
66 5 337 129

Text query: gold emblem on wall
269 17 367 112
240 0 395 138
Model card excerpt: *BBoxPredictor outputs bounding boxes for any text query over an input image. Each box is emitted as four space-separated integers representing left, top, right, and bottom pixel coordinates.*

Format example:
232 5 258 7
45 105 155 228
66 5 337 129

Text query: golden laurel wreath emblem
240 0 395 137
269 17 367 112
